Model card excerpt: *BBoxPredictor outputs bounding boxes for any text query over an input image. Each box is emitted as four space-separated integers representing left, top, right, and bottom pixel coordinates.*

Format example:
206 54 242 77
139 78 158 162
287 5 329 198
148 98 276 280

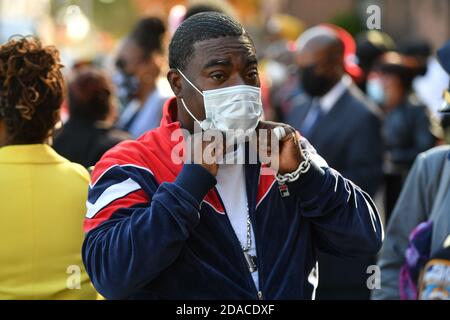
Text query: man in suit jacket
284 26 384 299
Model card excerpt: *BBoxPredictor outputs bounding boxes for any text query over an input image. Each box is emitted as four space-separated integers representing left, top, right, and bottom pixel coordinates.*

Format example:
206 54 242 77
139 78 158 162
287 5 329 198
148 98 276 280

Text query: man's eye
210 73 225 81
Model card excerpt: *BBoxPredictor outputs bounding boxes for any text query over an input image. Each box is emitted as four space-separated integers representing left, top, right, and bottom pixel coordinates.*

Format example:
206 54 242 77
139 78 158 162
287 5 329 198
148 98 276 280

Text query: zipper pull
257 291 263 300
243 250 257 273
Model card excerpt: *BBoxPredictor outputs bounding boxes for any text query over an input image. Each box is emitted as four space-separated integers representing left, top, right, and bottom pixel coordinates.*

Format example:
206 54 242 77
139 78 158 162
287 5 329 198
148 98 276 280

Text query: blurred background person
0 36 97 299
286 25 383 196
398 39 432 80
285 25 383 300
115 17 172 139
58 60 97 124
400 39 450 120
262 14 306 122
367 52 436 221
442 113 450 144
372 39 450 300
355 30 396 93
53 67 130 168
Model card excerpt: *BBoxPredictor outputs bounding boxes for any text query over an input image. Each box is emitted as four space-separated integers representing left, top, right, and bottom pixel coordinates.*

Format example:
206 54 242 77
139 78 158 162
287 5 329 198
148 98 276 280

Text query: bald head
295 26 345 96
297 26 341 49
296 26 344 69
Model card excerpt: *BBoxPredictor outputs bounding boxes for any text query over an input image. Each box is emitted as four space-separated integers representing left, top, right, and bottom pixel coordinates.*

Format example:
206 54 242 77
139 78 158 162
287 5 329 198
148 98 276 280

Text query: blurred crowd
0 2 450 300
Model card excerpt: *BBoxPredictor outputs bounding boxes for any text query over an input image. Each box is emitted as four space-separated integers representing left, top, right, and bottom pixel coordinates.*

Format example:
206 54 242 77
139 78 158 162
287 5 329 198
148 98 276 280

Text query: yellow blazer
0 144 98 299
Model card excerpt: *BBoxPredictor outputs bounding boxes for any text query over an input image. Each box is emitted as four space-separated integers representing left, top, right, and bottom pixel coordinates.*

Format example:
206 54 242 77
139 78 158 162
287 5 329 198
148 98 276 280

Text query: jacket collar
0 144 68 164
159 96 181 128
318 75 352 114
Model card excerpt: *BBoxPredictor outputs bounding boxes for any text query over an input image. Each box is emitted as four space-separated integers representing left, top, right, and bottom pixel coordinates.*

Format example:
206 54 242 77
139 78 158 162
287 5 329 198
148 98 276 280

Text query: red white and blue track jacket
82 97 384 300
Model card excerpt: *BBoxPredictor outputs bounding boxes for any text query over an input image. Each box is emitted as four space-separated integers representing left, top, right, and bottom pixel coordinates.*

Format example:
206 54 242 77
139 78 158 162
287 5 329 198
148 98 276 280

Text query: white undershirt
318 74 352 114
215 163 259 290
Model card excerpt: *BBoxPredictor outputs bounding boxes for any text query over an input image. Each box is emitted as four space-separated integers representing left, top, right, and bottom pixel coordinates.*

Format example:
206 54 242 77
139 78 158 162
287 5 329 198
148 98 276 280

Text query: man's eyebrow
202 58 231 69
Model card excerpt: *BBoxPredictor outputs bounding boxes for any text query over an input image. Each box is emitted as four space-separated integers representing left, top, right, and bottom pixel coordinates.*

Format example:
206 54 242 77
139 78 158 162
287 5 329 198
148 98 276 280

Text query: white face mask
177 69 263 143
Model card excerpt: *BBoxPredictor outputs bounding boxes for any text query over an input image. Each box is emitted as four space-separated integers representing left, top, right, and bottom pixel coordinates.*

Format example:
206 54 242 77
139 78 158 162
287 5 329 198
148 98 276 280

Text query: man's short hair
169 12 251 71
183 3 224 21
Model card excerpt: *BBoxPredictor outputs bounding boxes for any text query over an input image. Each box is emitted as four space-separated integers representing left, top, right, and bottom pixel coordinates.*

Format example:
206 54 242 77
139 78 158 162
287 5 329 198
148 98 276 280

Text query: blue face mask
366 78 385 105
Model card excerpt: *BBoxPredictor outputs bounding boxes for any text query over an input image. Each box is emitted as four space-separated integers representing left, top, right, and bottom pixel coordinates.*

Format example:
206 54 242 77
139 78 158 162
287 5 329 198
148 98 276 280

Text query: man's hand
256 121 304 174
185 130 222 177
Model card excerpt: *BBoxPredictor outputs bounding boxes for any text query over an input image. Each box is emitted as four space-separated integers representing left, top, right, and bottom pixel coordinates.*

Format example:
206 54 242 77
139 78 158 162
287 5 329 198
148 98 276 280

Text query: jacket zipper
249 203 264 300
247 164 265 300
214 188 262 299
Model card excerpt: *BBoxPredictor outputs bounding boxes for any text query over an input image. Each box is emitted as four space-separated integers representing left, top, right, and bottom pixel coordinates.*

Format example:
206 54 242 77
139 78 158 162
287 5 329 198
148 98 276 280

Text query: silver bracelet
276 150 312 184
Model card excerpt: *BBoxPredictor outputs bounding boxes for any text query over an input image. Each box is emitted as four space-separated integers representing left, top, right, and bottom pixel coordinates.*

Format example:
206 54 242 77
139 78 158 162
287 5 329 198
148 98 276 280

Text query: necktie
300 100 323 138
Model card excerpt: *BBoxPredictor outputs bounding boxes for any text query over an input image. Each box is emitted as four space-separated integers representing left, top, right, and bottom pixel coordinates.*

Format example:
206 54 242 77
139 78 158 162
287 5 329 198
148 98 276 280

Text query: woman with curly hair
0 36 97 299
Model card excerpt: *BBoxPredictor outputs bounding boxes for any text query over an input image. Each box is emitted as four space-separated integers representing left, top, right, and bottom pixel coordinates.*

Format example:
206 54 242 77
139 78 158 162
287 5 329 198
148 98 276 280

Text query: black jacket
383 94 435 172
53 118 130 168
285 84 383 196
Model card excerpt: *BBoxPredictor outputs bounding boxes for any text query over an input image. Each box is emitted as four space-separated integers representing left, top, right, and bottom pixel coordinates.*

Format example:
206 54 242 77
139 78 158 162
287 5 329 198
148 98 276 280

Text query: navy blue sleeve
82 164 216 299
290 160 384 257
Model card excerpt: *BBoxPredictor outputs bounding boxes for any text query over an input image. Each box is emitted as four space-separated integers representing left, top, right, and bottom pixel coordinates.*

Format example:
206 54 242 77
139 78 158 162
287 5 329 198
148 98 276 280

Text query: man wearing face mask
285 26 384 300
82 13 383 300
286 26 383 197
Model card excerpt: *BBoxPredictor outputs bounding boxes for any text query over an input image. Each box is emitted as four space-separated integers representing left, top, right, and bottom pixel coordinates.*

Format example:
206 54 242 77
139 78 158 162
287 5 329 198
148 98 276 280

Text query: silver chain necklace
242 208 257 273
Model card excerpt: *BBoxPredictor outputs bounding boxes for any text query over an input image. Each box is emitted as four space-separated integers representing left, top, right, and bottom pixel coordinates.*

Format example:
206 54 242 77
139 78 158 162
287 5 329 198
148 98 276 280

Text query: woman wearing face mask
114 17 173 139
366 51 436 220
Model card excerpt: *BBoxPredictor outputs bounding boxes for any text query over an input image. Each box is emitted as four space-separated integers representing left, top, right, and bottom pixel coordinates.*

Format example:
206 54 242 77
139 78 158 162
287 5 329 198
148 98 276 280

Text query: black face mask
113 71 140 107
299 65 336 97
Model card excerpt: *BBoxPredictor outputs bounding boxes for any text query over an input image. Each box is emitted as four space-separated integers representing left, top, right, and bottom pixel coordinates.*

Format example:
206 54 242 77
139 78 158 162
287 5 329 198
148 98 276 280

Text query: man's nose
229 74 246 86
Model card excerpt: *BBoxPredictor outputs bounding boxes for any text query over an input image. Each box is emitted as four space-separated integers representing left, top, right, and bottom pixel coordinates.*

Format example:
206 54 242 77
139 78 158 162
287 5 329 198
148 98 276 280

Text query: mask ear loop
180 98 202 126
177 69 204 96
177 69 209 130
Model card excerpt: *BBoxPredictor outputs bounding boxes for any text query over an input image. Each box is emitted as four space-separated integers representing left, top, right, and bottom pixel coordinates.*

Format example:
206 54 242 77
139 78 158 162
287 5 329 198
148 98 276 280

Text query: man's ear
167 69 182 97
